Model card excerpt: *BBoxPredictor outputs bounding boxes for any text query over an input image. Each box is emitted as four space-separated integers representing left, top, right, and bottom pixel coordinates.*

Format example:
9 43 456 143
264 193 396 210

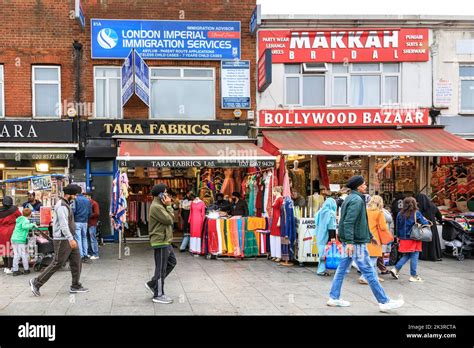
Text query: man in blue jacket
71 186 92 263
327 175 404 313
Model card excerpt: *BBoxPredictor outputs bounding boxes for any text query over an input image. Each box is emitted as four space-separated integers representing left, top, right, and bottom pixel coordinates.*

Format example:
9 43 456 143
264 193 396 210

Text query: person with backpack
315 197 337 277
390 197 430 282
327 175 404 313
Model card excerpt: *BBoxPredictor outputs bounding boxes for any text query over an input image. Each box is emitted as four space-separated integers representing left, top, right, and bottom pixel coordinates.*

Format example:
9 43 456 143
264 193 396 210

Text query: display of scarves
280 197 296 261
111 171 128 236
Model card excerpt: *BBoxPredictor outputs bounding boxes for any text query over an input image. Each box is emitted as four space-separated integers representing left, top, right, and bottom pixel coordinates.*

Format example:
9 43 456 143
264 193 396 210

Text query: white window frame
0 65 4 118
32 65 61 118
284 64 328 107
93 66 123 119
330 63 401 107
149 67 215 120
459 64 474 115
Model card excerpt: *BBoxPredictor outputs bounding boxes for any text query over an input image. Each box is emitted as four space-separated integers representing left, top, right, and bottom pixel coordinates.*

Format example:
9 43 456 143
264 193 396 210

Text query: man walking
84 192 100 260
144 184 177 304
30 184 89 296
327 175 404 313
71 186 92 263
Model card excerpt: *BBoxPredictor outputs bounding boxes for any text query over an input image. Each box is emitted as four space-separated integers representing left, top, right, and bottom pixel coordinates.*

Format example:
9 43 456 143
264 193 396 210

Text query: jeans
395 252 419 276
329 244 390 304
12 243 29 272
359 257 377 281
88 226 99 257
74 222 89 258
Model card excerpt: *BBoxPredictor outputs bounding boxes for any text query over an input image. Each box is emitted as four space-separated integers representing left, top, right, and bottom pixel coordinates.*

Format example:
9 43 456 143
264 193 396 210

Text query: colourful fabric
207 219 219 255
243 219 258 257
248 176 256 216
283 169 291 198
226 219 234 255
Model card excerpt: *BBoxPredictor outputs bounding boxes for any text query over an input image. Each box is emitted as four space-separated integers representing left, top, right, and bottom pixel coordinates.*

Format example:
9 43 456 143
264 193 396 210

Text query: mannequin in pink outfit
189 197 206 254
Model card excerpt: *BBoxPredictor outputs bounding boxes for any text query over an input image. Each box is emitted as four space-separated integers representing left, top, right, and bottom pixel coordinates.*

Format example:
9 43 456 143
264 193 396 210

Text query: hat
231 192 241 199
151 183 168 197
346 175 365 190
63 184 79 195
2 196 13 207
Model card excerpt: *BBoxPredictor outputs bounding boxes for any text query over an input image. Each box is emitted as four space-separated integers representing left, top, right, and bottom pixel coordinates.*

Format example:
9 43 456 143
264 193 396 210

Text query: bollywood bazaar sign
91 19 241 60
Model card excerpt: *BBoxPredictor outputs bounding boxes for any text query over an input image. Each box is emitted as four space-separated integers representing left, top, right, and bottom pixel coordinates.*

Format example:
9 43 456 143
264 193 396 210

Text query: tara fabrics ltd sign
258 109 429 128
258 29 429 63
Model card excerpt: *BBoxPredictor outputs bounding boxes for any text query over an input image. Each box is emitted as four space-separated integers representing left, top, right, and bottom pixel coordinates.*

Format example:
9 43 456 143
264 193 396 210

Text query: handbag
410 213 433 242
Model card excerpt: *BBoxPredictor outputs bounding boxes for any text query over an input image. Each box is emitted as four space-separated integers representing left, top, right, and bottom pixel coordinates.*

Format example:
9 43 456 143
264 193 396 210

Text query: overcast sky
257 0 474 16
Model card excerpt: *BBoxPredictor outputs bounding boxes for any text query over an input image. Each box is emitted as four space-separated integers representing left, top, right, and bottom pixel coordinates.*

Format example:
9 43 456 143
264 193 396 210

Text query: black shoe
29 278 41 297
23 270 30 275
81 257 92 264
70 285 89 293
13 271 22 276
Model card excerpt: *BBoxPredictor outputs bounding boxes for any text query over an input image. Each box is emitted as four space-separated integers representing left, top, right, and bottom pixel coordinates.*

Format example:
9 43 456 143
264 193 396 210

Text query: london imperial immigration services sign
91 19 241 60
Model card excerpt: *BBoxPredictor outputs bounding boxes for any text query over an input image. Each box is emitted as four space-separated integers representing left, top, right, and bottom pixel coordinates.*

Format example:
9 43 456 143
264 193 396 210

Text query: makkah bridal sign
434 79 453 108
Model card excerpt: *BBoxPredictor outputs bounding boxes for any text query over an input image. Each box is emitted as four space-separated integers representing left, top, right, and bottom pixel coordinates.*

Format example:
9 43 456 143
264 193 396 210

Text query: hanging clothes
280 197 296 261
247 176 256 216
207 219 219 255
243 218 258 257
283 169 291 198
221 169 235 196
255 174 263 217
189 199 206 254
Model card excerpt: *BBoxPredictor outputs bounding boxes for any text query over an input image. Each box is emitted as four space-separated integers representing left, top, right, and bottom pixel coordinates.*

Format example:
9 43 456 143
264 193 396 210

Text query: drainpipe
73 41 83 148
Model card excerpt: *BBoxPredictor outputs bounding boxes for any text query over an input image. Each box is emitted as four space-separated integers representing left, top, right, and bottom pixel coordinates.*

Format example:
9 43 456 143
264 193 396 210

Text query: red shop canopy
117 141 276 168
262 128 474 157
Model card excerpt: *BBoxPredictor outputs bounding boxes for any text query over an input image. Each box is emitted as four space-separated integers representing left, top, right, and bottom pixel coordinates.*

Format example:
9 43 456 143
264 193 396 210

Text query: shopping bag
325 241 342 270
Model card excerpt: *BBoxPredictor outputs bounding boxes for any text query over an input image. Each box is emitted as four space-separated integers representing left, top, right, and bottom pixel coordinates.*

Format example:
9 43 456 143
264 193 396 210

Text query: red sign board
258 109 430 128
40 207 52 227
258 29 429 63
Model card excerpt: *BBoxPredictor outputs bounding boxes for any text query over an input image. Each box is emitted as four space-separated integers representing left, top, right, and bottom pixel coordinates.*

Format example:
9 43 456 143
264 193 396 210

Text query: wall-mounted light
35 162 50 172
0 163 5 169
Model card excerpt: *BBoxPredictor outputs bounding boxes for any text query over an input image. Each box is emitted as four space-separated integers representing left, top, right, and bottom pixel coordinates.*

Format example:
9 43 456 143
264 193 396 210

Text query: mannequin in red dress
220 169 235 197
269 186 283 262
189 198 206 254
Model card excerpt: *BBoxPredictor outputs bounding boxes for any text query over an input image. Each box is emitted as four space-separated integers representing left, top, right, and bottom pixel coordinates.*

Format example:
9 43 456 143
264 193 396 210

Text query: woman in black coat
415 193 443 261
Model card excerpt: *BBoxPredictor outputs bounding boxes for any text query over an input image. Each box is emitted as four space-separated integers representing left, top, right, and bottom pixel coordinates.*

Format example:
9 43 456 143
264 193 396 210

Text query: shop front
84 120 277 255
0 120 76 207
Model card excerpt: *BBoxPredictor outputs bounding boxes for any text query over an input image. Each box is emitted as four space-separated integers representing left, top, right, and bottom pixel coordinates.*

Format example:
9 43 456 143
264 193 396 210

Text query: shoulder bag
410 213 433 242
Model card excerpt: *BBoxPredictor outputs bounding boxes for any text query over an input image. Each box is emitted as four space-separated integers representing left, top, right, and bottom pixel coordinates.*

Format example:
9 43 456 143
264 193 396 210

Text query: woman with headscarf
415 193 443 261
315 197 337 276
0 196 21 274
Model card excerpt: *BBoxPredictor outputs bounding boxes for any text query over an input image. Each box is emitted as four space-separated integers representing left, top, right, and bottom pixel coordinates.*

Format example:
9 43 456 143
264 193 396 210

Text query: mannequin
269 186 284 262
309 188 325 217
189 196 206 254
220 169 235 197
291 160 306 198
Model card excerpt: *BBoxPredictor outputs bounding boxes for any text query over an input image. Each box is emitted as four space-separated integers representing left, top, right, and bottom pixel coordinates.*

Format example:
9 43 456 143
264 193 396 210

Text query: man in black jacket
229 192 248 217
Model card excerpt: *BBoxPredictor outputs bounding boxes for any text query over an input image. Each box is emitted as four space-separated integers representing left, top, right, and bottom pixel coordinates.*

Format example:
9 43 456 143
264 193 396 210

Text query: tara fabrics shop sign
258 29 429 63
86 120 250 138
258 109 429 128
0 120 74 142
119 159 275 169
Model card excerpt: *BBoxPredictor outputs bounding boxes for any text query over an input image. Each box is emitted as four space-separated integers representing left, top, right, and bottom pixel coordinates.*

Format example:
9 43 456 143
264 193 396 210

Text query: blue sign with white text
91 19 241 60
134 50 150 107
121 50 134 106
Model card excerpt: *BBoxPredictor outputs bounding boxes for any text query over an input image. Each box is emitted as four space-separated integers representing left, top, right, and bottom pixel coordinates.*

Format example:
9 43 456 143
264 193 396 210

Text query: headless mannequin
270 190 283 262
291 160 306 198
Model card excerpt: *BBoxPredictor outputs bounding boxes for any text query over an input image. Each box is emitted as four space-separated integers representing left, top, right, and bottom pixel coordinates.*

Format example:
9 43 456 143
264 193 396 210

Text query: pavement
0 242 473 316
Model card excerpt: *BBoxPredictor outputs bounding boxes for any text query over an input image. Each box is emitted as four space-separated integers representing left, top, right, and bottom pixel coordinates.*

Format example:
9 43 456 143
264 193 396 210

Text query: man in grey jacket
30 184 89 296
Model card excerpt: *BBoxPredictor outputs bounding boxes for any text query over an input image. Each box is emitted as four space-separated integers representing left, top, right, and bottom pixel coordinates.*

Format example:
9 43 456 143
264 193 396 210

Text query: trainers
29 278 41 297
144 282 154 297
23 270 30 275
378 277 385 282
379 298 405 313
327 298 351 307
152 295 173 304
90 256 100 260
390 268 399 279
70 285 89 293
4 268 13 275
12 271 22 276
358 278 368 285
409 275 424 282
